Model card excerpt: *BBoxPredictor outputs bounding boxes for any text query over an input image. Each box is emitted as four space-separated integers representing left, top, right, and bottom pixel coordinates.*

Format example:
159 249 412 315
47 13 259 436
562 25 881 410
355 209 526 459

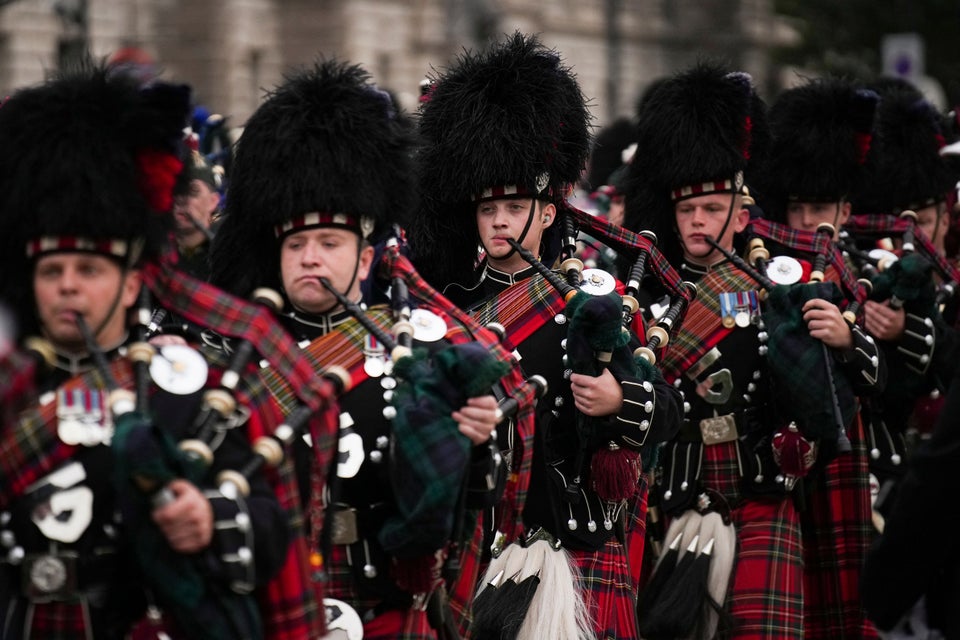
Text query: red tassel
591 443 642 501
771 422 817 490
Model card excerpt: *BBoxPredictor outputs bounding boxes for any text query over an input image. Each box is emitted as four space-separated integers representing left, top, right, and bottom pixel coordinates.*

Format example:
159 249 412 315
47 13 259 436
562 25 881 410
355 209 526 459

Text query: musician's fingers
153 479 213 551
457 422 491 445
569 372 590 388
573 397 592 415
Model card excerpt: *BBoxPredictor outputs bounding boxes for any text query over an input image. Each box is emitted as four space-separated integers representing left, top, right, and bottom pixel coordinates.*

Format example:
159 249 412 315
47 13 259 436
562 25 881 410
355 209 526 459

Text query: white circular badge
579 268 617 296
766 255 803 285
149 344 209 395
410 308 447 343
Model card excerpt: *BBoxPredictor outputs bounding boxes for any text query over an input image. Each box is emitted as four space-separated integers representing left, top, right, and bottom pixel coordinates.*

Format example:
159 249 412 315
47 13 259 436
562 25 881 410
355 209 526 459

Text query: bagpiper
0 65 307 639
410 32 683 640
209 59 524 640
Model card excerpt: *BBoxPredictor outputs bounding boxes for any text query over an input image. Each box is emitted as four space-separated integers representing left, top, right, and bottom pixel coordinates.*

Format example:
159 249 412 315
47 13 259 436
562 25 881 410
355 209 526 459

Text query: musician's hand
453 395 499 445
802 299 853 349
152 479 213 554
863 300 906 341
570 369 623 417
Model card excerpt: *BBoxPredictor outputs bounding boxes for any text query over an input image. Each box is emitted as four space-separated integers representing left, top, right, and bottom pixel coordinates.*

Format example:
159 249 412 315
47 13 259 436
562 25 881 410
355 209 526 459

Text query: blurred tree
773 0 960 106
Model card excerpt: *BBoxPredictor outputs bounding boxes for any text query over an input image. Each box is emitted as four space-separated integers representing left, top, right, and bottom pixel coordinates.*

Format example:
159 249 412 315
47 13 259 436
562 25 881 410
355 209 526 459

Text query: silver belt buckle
23 552 77 602
699 414 738 445
330 508 359 545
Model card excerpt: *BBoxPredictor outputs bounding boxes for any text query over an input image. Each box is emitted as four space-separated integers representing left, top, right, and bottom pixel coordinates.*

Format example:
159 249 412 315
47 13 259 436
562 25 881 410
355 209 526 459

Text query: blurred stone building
0 0 790 127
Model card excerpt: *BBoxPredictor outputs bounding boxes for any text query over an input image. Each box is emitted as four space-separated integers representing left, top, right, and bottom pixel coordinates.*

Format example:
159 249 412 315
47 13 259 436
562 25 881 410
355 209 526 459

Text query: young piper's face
279 227 372 314
475 197 555 273
674 192 748 264
786 201 849 236
33 252 140 351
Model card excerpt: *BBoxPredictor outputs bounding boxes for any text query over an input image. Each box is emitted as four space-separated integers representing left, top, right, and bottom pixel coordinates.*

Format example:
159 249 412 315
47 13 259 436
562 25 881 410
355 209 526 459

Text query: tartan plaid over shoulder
749 218 865 302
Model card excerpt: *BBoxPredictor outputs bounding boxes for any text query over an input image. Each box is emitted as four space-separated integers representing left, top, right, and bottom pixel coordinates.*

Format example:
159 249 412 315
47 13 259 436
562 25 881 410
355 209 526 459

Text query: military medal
720 291 760 328
150 344 208 395
766 255 803 285
57 388 112 446
410 308 447 342
363 334 386 378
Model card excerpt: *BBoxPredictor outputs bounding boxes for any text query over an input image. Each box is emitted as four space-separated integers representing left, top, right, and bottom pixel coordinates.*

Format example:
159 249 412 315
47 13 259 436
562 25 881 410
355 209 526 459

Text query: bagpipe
636 220 865 640
505 200 696 493
258 233 543 640
0 250 351 639
840 210 960 472
70 279 349 640
842 210 960 315
469 201 695 640
707 219 865 475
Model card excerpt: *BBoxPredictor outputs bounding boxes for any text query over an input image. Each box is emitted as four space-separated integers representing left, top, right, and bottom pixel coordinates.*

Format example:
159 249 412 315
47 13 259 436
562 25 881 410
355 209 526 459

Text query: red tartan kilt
21 601 89 639
801 414 878 639
572 537 640 640
363 608 436 639
698 441 805 639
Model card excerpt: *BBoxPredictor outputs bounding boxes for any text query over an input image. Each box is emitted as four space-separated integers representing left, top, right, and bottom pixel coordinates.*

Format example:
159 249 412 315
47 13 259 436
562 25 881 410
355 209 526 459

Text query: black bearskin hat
210 60 417 298
853 83 955 215
0 64 190 335
758 78 878 222
410 32 592 289
623 63 768 268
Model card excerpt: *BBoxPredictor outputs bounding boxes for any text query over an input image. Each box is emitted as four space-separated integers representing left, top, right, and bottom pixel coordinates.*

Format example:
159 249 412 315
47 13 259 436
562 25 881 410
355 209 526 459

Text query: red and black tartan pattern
660 261 742 380
233 377 332 640
800 415 879 640
846 213 960 284
749 219 864 301
0 362 114 508
20 601 88 640
448 519 484 636
698 441 805 640
564 201 692 300
576 538 641 640
0 348 38 447
142 259 333 412
625 475 650 589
